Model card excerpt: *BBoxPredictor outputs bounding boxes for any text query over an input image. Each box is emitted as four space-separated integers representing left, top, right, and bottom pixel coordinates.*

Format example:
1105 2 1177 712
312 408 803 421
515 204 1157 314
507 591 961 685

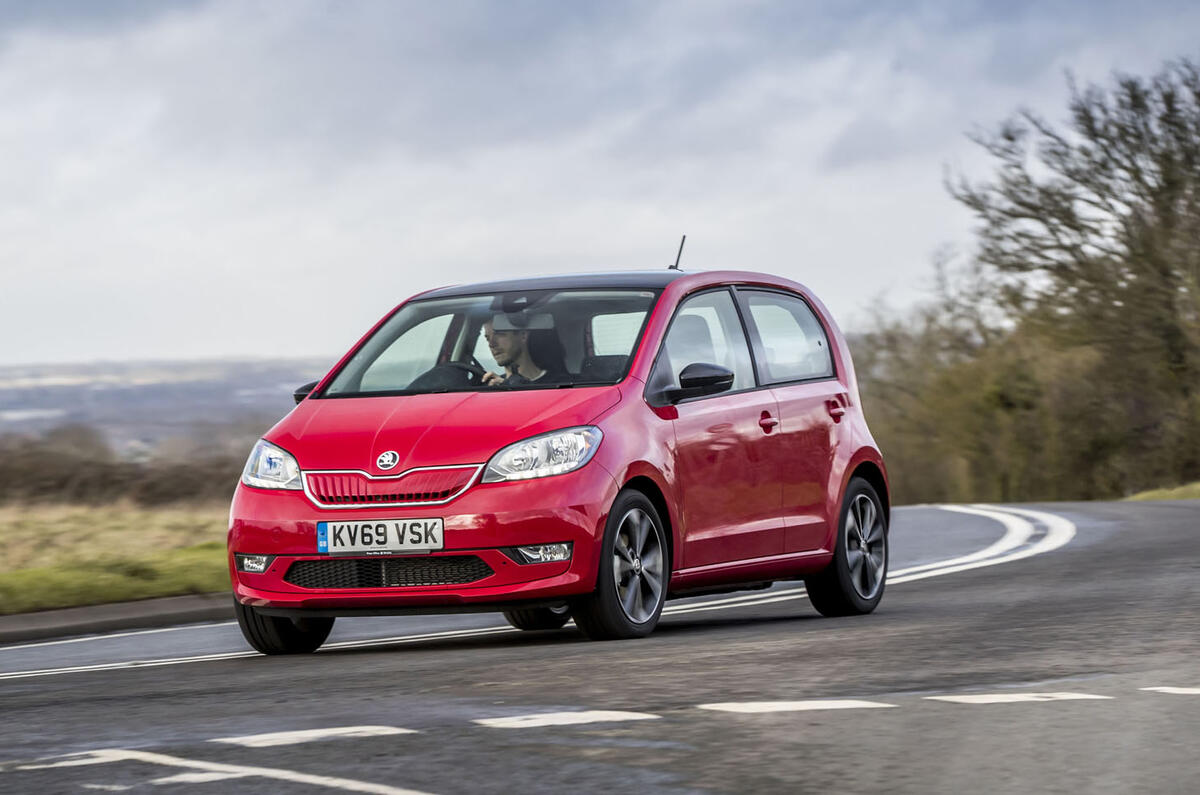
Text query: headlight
482 427 603 483
241 439 303 490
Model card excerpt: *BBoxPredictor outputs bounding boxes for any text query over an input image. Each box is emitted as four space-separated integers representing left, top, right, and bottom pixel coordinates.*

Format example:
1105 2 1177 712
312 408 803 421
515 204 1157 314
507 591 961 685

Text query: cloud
0 0 1197 364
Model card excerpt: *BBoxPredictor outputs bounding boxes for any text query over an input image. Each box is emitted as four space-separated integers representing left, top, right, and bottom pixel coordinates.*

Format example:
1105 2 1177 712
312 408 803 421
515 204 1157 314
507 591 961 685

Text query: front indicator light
236 554 275 573
513 543 572 564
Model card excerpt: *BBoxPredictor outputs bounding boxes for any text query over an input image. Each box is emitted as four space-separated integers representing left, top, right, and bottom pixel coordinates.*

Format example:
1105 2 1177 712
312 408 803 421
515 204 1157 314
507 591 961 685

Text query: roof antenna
669 234 686 270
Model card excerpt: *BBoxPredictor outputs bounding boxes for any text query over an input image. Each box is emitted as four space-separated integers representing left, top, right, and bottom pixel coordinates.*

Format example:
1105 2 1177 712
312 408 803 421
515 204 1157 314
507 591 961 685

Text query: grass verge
0 502 228 615
1124 481 1200 501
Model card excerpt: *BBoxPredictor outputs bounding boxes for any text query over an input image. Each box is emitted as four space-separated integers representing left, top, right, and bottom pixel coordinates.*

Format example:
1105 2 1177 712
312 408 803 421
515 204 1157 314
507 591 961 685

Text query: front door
649 289 785 568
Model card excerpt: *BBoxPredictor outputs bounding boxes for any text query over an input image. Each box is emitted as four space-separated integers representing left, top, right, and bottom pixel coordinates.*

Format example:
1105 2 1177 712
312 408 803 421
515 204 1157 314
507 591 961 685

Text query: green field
0 503 229 615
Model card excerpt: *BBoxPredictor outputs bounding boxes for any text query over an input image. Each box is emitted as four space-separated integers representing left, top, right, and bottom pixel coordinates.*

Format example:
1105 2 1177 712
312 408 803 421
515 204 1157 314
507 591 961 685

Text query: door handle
758 414 779 432
826 400 846 421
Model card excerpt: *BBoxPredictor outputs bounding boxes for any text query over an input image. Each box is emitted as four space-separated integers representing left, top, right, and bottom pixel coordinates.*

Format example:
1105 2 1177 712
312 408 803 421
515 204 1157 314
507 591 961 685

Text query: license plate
316 519 444 555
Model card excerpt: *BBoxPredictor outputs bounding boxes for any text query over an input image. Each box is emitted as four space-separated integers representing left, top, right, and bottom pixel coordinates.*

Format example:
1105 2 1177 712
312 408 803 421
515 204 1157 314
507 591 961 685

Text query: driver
482 314 567 386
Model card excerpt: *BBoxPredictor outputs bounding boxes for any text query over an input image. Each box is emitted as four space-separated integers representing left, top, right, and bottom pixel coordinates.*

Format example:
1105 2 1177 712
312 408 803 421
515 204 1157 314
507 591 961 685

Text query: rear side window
741 290 834 383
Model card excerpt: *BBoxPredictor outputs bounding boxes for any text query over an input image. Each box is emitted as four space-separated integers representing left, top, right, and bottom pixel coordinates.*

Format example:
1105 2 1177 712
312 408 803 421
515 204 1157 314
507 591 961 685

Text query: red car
229 270 889 653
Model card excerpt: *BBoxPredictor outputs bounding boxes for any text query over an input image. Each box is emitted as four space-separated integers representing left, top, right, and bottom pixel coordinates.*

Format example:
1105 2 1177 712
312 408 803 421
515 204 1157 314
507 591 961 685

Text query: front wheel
502 605 572 631
571 490 669 640
233 599 334 654
805 477 888 617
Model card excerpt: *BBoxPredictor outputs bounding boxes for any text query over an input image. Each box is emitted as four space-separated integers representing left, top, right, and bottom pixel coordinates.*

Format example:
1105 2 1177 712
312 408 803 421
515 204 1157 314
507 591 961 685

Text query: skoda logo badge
376 451 399 470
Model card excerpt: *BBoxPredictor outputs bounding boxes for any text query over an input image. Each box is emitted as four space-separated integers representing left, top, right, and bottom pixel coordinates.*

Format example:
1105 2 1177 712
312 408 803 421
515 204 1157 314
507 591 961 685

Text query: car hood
266 387 622 473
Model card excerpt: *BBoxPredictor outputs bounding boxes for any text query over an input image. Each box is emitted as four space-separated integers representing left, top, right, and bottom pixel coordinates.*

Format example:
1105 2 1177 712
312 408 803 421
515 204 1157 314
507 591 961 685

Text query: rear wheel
502 605 571 631
233 599 334 654
572 490 668 640
805 477 888 617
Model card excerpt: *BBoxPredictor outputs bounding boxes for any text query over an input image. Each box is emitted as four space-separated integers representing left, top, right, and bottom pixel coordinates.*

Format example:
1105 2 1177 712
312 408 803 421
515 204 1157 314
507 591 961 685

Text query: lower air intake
284 556 494 589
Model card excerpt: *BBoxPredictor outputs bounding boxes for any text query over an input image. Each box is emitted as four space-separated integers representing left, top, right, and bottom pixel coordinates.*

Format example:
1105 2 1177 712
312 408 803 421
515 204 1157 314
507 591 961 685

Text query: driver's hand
482 371 505 386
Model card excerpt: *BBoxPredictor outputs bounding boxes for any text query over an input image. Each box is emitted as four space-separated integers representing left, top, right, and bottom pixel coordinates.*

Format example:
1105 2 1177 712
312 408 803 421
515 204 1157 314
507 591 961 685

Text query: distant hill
0 358 337 459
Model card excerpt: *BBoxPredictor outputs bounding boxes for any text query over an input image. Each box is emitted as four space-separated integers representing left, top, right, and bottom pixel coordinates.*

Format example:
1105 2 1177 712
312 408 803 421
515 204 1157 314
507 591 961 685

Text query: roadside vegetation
1124 481 1200 501
854 59 1200 505
0 502 229 614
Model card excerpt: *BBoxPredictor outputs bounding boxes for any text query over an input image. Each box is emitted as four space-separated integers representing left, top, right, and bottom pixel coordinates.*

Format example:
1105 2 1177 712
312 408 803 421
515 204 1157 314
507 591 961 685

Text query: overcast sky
1 0 1197 366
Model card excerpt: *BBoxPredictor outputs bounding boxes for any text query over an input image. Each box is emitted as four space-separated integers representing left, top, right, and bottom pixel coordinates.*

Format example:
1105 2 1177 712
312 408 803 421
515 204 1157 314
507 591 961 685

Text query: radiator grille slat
304 467 477 506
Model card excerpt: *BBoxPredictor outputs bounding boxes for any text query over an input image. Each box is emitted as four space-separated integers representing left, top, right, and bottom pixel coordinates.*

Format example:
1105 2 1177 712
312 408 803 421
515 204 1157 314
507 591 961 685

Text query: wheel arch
848 459 890 525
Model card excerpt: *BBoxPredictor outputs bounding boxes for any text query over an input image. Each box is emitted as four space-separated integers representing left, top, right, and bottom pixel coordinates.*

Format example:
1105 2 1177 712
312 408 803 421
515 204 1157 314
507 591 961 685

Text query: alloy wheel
611 507 665 624
844 493 886 600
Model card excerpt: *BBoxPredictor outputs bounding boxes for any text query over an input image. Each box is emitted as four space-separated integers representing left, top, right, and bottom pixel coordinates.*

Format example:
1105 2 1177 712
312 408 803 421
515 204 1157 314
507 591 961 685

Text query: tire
571 490 669 640
233 599 335 655
805 477 888 617
502 605 572 631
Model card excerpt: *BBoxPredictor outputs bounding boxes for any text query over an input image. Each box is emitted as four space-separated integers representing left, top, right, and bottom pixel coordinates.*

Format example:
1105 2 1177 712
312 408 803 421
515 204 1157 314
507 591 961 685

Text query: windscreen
321 288 660 397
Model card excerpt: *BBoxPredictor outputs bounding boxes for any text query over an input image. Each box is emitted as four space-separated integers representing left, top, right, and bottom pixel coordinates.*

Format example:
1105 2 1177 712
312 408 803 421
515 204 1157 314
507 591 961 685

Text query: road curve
1 500 1197 794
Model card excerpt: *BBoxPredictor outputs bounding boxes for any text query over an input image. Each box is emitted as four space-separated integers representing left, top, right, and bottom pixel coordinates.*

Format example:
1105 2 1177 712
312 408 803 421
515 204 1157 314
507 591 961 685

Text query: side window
359 314 454 391
742 291 834 383
591 312 644 356
650 290 756 394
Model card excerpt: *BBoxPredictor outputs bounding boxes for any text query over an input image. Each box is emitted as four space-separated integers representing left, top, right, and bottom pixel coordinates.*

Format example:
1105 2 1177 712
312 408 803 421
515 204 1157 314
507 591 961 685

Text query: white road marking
81 785 132 792
211 725 415 747
899 505 1036 574
151 771 249 784
0 622 237 652
925 692 1113 704
0 650 259 682
0 627 512 681
1140 686 1200 695
473 710 660 728
887 505 1075 585
18 755 123 770
698 699 897 713
0 505 1077 681
17 749 432 795
320 625 512 651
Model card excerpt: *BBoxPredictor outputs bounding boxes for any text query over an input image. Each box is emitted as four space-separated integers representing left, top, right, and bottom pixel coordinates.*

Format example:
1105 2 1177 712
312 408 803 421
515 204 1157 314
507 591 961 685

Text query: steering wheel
406 358 488 391
443 358 487 384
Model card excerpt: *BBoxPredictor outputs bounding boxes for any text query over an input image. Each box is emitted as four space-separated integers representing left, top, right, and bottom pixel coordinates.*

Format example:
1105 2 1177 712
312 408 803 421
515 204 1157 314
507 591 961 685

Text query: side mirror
294 380 319 404
664 363 735 403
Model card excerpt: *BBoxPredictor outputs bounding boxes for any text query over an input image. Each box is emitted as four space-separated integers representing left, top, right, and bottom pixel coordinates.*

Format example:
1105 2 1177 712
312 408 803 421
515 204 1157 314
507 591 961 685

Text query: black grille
284 556 494 589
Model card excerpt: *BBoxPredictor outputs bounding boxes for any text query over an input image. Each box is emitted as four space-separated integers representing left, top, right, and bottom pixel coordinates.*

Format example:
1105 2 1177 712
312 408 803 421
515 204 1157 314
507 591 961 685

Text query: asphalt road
1 501 1197 794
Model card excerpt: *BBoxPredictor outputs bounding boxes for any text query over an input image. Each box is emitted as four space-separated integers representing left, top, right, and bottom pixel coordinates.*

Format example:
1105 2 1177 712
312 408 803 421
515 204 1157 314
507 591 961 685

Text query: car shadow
305 610 825 658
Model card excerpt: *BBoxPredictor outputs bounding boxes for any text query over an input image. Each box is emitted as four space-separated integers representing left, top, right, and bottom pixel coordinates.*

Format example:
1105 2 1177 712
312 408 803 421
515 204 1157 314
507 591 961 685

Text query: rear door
735 288 849 554
647 288 784 568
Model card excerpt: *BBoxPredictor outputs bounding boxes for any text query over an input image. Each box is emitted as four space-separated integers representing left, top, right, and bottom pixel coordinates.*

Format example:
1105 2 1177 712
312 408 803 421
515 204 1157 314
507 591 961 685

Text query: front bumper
228 462 619 611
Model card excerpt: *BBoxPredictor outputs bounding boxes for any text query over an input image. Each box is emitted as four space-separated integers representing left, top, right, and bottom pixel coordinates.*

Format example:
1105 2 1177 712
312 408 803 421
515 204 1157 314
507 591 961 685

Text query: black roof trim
420 270 687 298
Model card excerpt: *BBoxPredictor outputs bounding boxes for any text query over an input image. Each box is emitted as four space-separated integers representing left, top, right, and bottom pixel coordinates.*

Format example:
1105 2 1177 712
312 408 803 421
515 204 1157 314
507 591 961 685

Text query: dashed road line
1140 686 1200 695
150 770 250 784
697 699 897 713
924 692 1113 704
473 710 660 728
18 749 432 795
210 725 415 748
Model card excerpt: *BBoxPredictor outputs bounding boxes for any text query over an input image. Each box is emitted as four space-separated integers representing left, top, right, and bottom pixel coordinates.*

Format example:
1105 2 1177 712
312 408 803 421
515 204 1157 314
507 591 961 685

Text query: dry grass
0 501 228 573
1124 481 1200 501
0 502 230 614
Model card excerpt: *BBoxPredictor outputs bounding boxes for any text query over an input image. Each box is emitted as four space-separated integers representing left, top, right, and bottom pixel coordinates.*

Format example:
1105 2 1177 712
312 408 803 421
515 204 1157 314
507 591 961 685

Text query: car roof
420 270 688 298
